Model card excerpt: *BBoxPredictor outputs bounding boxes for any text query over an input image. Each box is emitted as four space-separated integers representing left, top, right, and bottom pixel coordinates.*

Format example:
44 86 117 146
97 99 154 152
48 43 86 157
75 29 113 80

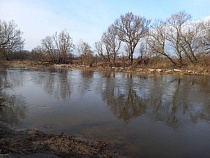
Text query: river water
0 67 210 158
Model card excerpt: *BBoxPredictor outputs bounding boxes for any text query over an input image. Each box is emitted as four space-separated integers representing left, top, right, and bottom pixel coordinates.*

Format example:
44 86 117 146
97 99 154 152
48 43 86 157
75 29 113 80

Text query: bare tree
0 20 24 60
77 40 91 56
137 42 151 65
41 36 56 62
166 11 191 67
31 46 45 61
201 20 210 53
94 41 106 65
77 40 94 66
179 22 203 65
124 44 131 61
53 30 74 63
148 12 207 67
94 41 103 57
102 24 121 66
41 30 74 63
113 12 150 64
148 20 177 66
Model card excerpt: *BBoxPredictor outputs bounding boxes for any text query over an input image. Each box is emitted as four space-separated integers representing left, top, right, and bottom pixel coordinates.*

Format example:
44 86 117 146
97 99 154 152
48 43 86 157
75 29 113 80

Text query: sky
0 0 210 51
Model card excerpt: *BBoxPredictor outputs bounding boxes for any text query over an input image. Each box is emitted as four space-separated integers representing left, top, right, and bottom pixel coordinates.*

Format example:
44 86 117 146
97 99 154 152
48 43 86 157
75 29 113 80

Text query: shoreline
1 60 209 157
1 60 210 76
0 122 125 158
0 62 126 157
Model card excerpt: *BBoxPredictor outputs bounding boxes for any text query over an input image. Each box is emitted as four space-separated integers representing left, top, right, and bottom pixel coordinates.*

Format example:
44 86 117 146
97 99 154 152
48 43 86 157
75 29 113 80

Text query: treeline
0 11 210 68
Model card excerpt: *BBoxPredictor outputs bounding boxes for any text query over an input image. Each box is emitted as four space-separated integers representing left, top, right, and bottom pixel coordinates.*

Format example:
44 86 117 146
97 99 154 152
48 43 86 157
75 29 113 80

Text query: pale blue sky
0 0 210 51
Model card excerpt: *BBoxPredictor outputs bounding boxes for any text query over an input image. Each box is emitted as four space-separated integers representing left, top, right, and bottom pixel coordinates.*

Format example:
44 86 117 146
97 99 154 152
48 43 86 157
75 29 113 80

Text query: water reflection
0 69 26 124
1 68 210 128
0 94 26 125
0 69 11 90
101 72 210 127
1 68 210 158
101 72 146 122
32 69 71 100
79 70 94 95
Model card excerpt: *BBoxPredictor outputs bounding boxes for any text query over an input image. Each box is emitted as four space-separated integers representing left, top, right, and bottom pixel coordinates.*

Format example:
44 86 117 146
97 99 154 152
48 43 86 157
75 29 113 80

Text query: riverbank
0 64 126 158
0 122 124 158
1 60 210 158
1 60 210 76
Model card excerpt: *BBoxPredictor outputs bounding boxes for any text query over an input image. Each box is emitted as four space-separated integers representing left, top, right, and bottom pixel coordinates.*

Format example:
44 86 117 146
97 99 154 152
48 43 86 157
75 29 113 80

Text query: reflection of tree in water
0 69 12 90
0 94 26 125
101 72 146 122
101 73 210 127
2 68 210 128
9 69 25 88
56 69 71 100
0 69 26 125
32 69 71 100
81 70 94 78
144 76 182 128
32 69 94 100
144 75 210 128
79 70 94 95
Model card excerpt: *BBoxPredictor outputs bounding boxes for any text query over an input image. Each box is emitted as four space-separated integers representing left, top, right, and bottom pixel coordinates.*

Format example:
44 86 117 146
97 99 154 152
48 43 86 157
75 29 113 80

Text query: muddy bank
0 123 125 158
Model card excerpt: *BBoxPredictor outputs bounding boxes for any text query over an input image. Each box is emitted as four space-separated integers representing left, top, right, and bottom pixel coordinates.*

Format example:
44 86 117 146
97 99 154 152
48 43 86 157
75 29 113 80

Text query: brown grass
1 59 210 76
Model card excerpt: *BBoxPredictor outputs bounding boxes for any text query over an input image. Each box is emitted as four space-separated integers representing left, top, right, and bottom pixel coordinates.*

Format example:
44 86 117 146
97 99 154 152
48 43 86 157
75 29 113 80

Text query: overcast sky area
0 0 210 51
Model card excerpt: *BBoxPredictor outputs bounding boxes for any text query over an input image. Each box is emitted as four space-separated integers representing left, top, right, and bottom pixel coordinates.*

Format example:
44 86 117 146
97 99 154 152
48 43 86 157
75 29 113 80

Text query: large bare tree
148 12 207 67
102 24 121 66
148 20 177 66
113 12 150 64
0 20 24 59
201 20 210 54
53 30 74 63
166 11 191 67
41 30 74 63
179 21 204 65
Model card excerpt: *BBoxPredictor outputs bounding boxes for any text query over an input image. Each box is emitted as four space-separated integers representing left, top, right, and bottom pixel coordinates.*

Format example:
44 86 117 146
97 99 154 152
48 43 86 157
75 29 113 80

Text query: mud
0 123 125 158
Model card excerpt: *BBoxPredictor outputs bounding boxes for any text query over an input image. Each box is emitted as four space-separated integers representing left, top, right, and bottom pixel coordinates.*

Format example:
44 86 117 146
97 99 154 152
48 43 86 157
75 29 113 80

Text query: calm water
1 68 210 158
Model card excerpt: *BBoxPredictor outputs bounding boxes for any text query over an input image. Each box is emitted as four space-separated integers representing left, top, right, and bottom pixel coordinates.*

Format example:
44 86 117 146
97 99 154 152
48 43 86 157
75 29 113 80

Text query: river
0 67 210 158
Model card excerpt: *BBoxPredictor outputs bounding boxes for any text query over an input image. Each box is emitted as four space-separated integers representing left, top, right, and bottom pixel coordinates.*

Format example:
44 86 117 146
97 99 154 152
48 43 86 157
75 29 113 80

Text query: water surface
0 68 210 158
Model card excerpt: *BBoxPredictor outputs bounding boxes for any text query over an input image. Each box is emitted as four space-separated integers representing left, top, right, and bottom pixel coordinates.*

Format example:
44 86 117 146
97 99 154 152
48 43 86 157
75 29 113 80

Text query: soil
0 122 125 158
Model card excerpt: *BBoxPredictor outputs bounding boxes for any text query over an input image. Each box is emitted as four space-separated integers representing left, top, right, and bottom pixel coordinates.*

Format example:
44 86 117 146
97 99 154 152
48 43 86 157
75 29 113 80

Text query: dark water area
0 67 210 158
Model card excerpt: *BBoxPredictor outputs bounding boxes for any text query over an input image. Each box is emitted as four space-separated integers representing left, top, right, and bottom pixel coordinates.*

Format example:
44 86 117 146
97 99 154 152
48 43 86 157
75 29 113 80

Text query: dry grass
1 59 210 76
